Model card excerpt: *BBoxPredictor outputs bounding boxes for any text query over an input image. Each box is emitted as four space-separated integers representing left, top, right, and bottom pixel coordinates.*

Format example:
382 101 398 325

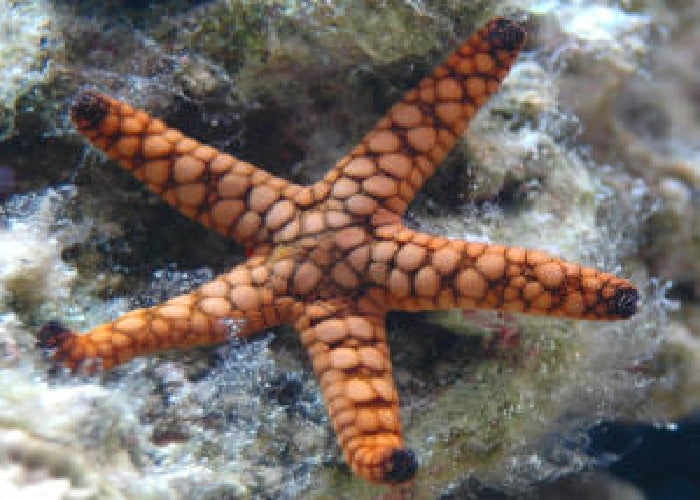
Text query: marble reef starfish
38 18 638 485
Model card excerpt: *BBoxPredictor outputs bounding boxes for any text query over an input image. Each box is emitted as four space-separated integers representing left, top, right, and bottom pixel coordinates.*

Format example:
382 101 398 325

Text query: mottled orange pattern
38 18 638 484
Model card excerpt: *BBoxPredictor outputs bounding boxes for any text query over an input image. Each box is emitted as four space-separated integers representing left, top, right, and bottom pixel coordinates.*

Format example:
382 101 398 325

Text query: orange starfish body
38 19 637 484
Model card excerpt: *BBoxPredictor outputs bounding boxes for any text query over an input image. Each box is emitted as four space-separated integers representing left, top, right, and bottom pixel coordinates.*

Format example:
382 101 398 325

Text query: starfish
37 18 638 485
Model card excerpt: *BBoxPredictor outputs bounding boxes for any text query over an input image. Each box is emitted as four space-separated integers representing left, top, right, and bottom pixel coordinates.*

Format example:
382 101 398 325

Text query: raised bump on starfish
38 18 638 485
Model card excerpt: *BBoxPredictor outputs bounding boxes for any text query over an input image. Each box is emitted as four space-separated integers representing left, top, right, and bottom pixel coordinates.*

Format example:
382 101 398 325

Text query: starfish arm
71 92 314 248
295 303 415 484
367 226 639 320
321 18 526 218
38 259 302 372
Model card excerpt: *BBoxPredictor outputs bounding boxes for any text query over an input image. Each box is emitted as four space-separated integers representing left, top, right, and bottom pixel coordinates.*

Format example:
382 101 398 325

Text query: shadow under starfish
37 18 638 485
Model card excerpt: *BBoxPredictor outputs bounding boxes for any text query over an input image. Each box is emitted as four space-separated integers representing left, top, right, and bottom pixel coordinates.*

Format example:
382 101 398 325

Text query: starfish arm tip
36 319 84 372
71 90 109 129
36 319 75 349
489 18 527 51
383 448 418 484
612 286 639 318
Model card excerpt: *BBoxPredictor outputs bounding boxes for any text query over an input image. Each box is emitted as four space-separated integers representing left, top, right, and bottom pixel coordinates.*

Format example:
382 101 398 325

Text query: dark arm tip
489 18 526 52
612 287 639 318
383 448 417 483
71 91 109 129
37 319 74 348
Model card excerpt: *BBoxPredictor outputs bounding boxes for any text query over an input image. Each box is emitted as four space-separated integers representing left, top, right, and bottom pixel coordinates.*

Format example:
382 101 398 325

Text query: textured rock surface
0 0 695 497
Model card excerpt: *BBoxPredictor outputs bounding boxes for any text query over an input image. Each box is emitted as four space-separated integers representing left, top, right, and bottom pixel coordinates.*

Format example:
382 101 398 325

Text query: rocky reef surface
0 0 696 498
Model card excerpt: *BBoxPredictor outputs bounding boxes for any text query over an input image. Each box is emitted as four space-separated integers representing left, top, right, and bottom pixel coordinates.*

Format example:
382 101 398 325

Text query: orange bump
535 262 565 289
335 226 366 250
526 250 551 265
377 153 411 179
583 276 602 291
456 268 487 299
395 243 427 271
325 210 352 228
332 261 360 289
116 136 140 157
176 183 206 206
211 199 245 226
193 145 217 162
346 379 376 402
368 130 400 153
346 245 371 272
163 128 185 144
218 173 251 198
144 160 170 185
377 408 398 431
564 293 585 316
145 119 167 134
356 409 379 432
346 317 374 340
175 137 198 154
474 53 495 73
358 346 385 371
522 281 543 300
293 262 322 294
249 185 279 213
210 153 235 174
388 269 411 299
159 304 191 320
368 262 389 284
199 279 229 298
111 332 132 348
436 102 463 124
332 177 360 199
344 157 376 178
506 247 527 264
115 315 146 334
143 135 172 158
420 83 436 104
436 78 462 101
414 266 439 297
475 252 506 280
121 116 143 135
316 318 348 344
235 211 261 239
265 200 295 230
345 194 378 216
456 57 474 75
431 246 460 274
173 156 205 183
301 211 325 234
533 292 552 310
372 241 399 262
363 175 397 198
465 76 486 99
406 126 437 153
370 377 395 401
330 347 360 369
390 103 422 128
334 408 357 429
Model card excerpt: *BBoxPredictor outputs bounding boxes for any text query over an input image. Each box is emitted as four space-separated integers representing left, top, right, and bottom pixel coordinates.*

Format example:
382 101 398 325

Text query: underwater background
0 0 698 498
